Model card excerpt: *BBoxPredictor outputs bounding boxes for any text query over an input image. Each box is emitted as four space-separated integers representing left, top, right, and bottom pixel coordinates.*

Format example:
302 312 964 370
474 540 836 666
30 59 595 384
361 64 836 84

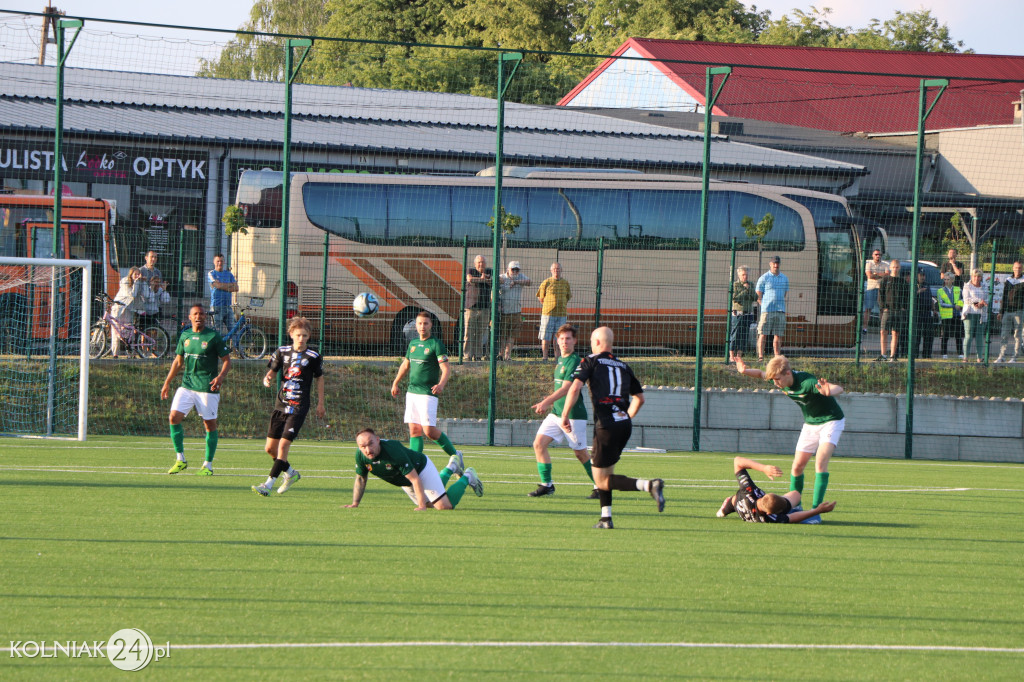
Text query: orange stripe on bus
335 258 400 311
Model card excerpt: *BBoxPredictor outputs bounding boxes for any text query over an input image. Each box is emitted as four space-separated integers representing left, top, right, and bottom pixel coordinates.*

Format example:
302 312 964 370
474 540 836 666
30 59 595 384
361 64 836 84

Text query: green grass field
2 437 1023 680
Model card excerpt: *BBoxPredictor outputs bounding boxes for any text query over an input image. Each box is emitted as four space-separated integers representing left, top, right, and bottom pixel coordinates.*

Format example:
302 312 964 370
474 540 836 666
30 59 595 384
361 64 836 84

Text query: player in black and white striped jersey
559 326 665 529
252 317 325 496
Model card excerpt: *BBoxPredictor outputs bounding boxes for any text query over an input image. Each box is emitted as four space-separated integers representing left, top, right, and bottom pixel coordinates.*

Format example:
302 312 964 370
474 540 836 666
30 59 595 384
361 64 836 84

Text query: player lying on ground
529 323 599 498
561 326 665 529
345 428 482 510
717 456 836 523
391 311 464 463
161 304 230 475
735 355 845 508
252 316 326 497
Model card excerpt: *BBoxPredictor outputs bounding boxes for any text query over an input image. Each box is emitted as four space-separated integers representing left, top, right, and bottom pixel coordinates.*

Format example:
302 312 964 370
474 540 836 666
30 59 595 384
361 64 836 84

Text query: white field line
1 640 1018 654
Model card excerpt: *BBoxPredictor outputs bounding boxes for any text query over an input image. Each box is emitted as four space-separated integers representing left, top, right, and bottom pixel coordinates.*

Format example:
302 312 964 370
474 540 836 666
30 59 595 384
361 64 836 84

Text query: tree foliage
198 1 971 99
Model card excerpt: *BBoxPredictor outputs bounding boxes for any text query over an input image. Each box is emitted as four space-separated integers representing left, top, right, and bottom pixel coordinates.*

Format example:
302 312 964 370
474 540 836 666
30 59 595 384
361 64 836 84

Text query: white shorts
404 392 438 427
170 387 221 421
795 418 845 454
401 458 447 505
536 413 588 451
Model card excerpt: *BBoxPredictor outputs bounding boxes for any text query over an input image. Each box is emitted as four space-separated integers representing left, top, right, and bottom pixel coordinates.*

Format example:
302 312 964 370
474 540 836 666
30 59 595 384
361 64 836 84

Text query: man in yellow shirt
537 263 571 360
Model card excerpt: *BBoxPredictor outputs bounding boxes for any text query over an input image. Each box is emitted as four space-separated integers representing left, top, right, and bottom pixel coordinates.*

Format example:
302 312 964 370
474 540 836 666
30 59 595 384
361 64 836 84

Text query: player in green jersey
390 311 464 473
529 324 598 498
345 428 482 510
160 304 230 475
735 355 845 512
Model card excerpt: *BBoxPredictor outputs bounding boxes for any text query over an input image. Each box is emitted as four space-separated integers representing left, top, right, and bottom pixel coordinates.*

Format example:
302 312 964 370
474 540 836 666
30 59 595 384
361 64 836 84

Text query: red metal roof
558 39 1024 133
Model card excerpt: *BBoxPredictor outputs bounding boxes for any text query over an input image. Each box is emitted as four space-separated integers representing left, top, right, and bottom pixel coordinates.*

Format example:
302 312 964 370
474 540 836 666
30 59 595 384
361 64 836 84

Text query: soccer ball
353 292 380 318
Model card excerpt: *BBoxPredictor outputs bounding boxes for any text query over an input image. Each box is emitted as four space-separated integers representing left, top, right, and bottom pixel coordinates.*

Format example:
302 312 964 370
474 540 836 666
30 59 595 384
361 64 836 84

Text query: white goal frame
0 256 91 441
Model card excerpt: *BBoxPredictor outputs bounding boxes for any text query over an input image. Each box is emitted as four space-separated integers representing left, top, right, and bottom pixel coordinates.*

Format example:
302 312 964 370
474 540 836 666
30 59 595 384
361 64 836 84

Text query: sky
0 0 1021 73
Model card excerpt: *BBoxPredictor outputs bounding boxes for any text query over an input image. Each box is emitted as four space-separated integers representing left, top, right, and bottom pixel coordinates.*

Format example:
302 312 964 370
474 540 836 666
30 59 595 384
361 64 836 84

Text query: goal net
0 257 91 440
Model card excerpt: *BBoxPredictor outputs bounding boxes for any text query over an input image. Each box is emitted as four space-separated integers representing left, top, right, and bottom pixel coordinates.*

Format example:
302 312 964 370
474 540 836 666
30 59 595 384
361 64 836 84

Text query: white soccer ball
353 292 380 318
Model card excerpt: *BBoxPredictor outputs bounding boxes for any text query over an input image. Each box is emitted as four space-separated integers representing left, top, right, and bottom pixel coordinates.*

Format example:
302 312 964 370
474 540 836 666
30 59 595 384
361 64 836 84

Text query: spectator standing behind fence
139 250 162 284
755 256 788 361
140 276 171 326
208 254 238 332
729 266 758 362
877 260 909 362
937 273 964 359
498 260 531 361
914 269 937 359
463 255 492 361
110 267 144 358
962 269 989 363
940 249 965 289
995 260 1024 364
537 262 571 361
863 249 888 332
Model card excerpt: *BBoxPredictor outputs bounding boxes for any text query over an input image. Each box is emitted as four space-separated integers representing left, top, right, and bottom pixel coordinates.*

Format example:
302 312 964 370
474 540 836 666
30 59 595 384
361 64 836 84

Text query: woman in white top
111 267 144 357
961 269 989 363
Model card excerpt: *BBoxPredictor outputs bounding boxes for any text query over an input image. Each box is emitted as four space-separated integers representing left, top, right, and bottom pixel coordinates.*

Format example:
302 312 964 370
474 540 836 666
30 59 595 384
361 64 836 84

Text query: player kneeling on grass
529 324 599 499
735 355 845 511
252 316 326 497
345 428 482 510
717 456 836 523
161 304 230 475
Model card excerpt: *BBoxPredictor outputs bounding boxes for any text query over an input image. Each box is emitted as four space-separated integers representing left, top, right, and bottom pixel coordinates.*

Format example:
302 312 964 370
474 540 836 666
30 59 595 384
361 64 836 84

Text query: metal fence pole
693 66 732 452
725 238 736 362
456 235 468 364
984 240 997 364
905 78 948 460
595 236 605 328
320 231 329 350
854 232 866 366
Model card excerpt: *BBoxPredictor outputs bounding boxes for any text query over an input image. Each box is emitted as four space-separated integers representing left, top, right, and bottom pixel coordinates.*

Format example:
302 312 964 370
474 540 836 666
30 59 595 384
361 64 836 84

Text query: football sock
598 489 612 514
608 474 639 491
270 458 288 479
435 433 457 456
791 473 805 494
440 466 452 487
170 424 185 456
446 476 469 507
285 465 297 476
409 436 424 453
582 460 594 482
813 472 830 507
204 430 218 463
635 479 650 492
538 462 553 485
263 476 275 487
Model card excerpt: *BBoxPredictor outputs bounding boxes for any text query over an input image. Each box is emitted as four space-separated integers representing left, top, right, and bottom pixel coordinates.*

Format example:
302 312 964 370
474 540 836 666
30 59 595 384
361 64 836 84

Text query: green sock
537 462 552 485
791 474 804 494
446 476 469 508
582 460 594 482
440 465 452 487
813 472 830 508
409 436 424 453
170 423 185 454
204 430 218 463
435 433 457 456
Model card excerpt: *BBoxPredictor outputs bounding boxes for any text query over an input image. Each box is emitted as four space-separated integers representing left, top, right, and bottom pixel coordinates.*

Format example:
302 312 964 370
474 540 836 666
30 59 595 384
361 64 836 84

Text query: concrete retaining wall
438 388 1024 462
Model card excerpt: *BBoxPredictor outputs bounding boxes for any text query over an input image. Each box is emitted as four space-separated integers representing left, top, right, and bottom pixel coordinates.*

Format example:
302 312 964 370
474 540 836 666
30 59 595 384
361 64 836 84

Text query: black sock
608 474 639 491
270 458 288 478
598 489 612 510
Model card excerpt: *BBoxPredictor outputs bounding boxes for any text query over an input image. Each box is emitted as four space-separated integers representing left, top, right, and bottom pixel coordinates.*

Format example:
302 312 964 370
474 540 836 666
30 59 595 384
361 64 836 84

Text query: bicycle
211 302 268 359
89 294 170 359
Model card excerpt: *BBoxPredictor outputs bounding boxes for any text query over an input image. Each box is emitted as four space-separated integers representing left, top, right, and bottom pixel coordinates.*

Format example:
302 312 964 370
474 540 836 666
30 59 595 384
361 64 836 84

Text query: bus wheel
389 309 418 355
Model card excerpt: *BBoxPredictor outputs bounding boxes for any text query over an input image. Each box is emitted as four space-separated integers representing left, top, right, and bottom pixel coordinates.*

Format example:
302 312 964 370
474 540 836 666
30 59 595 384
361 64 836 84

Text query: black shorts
591 421 632 468
267 409 308 441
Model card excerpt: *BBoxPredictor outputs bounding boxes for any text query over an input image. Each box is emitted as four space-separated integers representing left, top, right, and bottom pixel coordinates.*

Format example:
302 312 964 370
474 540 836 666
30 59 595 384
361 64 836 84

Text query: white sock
176 453 185 462
637 479 650 492
264 476 275 487
601 505 613 519
286 466 297 476
202 462 212 470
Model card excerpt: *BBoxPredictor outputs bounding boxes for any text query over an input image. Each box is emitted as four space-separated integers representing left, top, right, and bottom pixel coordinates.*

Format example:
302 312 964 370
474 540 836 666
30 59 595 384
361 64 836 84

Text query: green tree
871 9 969 53
742 212 774 272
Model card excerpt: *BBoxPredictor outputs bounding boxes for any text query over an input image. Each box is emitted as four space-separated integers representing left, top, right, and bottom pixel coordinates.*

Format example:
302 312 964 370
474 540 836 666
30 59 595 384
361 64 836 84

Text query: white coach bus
231 168 883 352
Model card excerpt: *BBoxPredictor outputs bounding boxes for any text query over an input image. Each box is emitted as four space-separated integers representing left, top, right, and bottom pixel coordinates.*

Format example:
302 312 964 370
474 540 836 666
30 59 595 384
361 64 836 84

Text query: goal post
0 256 92 441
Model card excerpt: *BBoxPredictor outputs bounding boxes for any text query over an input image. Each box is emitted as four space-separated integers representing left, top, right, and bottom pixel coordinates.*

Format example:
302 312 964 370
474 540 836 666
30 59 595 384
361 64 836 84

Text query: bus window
730 193 804 251
32 226 60 259
303 183 386 240
388 186 451 241
817 230 857 316
628 189 702 245
783 194 849 231
451 186 497 243
527 188 627 245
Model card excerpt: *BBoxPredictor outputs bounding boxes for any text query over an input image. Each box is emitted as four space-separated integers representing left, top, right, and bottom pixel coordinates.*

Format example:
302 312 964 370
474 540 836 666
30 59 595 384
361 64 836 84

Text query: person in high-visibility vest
936 272 964 359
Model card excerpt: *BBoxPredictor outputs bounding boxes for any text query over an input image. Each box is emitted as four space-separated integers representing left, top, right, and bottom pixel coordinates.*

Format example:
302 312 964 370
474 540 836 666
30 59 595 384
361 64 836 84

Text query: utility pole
38 3 63 65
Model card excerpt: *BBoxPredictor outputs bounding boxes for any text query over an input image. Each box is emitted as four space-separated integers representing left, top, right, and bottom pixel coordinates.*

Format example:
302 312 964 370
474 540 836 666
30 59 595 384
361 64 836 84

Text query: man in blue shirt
207 253 238 332
755 255 789 360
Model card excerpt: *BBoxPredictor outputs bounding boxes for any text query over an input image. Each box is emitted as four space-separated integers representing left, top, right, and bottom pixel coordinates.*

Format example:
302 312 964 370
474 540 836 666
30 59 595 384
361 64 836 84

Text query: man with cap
755 256 789 360
498 260 531 361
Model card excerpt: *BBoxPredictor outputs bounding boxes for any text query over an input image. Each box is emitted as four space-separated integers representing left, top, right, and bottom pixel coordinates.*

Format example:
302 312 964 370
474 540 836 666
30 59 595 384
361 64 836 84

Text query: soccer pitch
2 437 1023 680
